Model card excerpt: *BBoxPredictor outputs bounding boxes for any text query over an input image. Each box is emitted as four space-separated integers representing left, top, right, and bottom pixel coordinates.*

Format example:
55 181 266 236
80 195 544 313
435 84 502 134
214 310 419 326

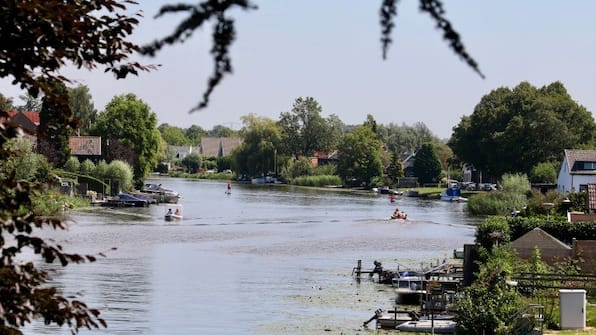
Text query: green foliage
68 84 97 135
525 189 566 216
292 175 342 187
387 151 404 184
468 173 530 216
278 97 336 157
450 81 596 178
313 163 336 176
0 138 51 182
500 173 531 194
567 191 588 212
80 159 96 175
530 162 557 184
456 246 523 335
64 156 80 173
377 121 441 154
508 216 596 244
106 160 134 192
92 93 161 185
158 124 191 146
286 156 314 179
37 82 73 167
232 114 281 177
336 125 383 187
467 191 527 216
413 142 442 184
475 217 512 251
181 153 202 174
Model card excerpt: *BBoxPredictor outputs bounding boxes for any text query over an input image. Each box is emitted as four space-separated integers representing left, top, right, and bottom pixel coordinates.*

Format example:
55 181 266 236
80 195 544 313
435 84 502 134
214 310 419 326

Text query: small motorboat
164 205 183 221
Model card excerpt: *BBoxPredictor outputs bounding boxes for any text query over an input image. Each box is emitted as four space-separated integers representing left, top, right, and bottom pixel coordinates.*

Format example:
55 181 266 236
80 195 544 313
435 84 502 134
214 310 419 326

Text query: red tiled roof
21 111 40 125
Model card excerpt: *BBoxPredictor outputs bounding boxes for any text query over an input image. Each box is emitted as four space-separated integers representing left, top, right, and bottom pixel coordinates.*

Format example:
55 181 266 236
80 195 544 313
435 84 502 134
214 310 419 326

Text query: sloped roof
564 149 596 174
512 227 571 252
200 137 243 157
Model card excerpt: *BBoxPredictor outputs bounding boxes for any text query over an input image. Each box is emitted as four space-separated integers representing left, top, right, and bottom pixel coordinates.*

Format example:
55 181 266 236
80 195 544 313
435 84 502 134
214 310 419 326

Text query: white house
557 149 596 193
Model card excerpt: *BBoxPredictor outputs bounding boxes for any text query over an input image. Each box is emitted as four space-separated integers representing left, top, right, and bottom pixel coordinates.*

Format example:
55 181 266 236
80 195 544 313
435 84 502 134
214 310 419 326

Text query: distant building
558 149 596 193
69 136 102 158
199 137 243 157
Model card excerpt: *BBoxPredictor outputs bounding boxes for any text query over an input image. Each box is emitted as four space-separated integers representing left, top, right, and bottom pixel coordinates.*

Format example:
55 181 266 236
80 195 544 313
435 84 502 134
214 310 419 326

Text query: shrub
468 192 527 216
292 175 341 187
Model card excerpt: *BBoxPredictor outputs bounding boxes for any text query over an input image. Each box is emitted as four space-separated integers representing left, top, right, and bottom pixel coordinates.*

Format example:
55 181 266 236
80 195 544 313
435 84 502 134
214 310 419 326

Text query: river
26 177 481 335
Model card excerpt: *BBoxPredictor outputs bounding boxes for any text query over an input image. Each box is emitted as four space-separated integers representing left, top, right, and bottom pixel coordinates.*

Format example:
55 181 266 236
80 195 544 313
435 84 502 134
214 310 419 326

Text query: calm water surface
27 177 481 335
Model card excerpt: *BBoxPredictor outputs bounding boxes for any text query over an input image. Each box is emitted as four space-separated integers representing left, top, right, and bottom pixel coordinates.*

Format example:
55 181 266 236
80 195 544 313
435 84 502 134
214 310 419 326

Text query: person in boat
226 181 232 193
174 207 181 216
392 208 407 220
167 208 173 216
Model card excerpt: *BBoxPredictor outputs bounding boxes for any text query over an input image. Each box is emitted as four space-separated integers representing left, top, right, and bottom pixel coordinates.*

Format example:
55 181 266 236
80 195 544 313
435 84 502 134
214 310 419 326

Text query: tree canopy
449 81 596 178
278 97 337 157
413 142 442 184
336 125 383 186
92 94 161 187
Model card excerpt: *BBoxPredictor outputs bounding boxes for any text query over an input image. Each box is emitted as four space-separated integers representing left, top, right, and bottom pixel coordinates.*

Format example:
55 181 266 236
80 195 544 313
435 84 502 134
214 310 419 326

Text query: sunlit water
25 177 481 335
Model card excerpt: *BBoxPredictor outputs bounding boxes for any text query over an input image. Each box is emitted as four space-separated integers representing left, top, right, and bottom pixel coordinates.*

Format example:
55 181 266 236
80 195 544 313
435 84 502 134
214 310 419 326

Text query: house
8 110 40 134
558 149 596 194
69 136 102 159
511 228 573 265
170 145 201 160
511 227 595 273
310 151 338 167
199 137 243 157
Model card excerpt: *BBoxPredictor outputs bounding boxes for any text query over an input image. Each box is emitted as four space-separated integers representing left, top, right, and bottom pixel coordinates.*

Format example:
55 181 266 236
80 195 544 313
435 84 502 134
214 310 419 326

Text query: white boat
142 183 181 204
440 187 467 202
164 204 183 221
396 320 457 333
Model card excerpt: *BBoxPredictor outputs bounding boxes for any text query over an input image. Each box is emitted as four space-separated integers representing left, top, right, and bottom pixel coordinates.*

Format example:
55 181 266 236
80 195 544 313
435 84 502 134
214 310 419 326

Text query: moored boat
396 319 457 333
440 187 467 202
140 183 180 203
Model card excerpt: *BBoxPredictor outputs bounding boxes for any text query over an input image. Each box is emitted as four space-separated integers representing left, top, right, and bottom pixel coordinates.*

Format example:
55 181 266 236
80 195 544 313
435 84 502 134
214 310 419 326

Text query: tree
231 114 281 178
530 162 557 184
158 124 191 146
336 125 383 187
68 85 97 136
37 83 73 168
185 125 207 145
413 143 442 184
449 81 596 178
278 97 334 157
387 150 404 184
181 152 202 173
208 125 235 138
0 1 481 333
0 93 14 111
18 93 42 112
92 94 161 187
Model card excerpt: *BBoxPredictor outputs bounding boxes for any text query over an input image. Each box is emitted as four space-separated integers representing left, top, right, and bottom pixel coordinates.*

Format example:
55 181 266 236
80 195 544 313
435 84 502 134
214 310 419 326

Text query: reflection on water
26 178 481 335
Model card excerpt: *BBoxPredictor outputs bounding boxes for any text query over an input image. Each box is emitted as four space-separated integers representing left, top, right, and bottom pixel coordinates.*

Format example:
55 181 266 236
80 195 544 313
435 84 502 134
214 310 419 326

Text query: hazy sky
3 1 595 139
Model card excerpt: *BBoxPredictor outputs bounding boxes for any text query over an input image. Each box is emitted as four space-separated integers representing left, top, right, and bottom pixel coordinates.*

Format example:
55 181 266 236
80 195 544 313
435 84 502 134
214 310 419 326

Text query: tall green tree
158 124 191 146
336 125 383 187
449 81 596 178
68 85 97 135
231 114 281 178
185 125 207 145
37 83 73 168
92 94 161 187
208 125 235 138
279 97 335 157
413 143 442 184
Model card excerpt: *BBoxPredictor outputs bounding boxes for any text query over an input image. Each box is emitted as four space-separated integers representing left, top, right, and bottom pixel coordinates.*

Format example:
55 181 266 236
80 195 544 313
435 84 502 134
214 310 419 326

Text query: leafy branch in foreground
0 118 108 334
